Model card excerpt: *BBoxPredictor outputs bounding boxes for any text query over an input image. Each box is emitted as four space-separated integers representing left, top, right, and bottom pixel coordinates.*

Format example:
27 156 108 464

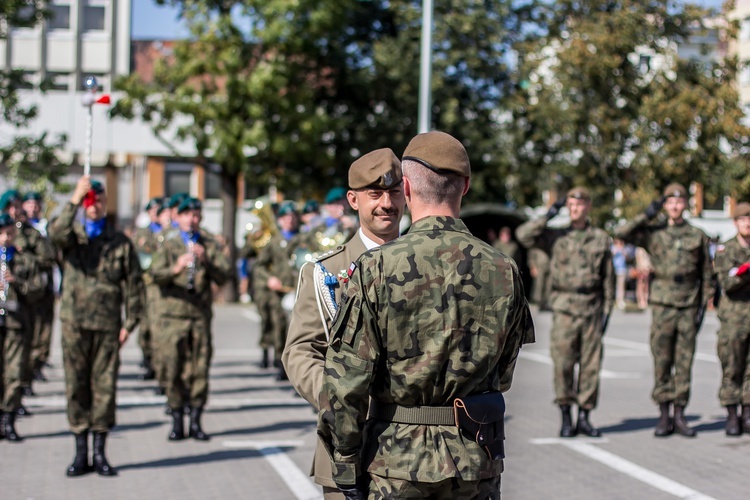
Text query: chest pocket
98 242 126 284
551 234 606 289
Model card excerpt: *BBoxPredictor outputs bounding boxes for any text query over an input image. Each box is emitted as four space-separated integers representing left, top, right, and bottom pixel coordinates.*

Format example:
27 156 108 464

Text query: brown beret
567 187 591 201
348 148 402 190
734 202 750 219
663 183 688 199
402 131 470 177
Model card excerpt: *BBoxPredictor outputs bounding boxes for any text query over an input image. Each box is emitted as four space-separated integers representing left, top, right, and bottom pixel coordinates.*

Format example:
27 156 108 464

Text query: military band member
318 131 534 499
614 183 715 437
150 197 232 441
0 214 45 442
284 148 405 499
714 202 750 436
49 177 143 476
517 187 615 438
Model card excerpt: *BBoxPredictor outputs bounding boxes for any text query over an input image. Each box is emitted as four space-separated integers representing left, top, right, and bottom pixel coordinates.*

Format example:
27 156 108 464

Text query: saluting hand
644 197 665 220
71 176 92 205
546 197 567 220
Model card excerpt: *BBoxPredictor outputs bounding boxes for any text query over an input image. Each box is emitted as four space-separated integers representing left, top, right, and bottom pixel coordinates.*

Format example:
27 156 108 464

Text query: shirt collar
358 228 381 251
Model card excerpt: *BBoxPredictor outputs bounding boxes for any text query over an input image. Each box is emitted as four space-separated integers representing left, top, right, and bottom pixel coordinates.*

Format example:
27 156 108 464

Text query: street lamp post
418 0 433 134
81 75 99 176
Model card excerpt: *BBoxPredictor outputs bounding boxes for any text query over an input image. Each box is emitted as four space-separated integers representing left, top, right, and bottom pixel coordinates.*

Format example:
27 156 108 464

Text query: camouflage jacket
49 202 143 332
614 214 714 308
150 228 232 319
15 220 57 297
317 216 534 486
253 232 305 295
1 250 45 330
715 236 750 325
493 240 521 266
132 226 161 284
516 217 615 315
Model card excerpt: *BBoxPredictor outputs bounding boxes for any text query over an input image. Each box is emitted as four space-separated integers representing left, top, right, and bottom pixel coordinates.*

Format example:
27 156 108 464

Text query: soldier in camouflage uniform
22 192 56 384
1 190 56 411
284 148 405 499
714 202 750 436
253 202 304 380
318 131 534 499
0 214 45 441
493 226 521 264
150 197 232 441
50 177 143 476
614 183 715 437
131 197 164 381
516 188 615 438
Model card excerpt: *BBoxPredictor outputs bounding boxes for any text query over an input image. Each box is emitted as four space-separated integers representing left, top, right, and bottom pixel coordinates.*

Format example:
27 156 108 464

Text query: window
165 171 192 198
15 71 35 90
205 168 222 199
45 72 70 91
48 4 70 30
638 54 651 74
83 4 106 31
741 18 750 41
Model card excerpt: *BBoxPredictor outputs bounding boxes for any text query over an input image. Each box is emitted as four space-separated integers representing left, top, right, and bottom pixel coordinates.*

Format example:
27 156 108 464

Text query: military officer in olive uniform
318 131 534 499
253 202 303 379
150 197 233 441
614 183 715 437
516 187 614 438
714 202 750 436
284 148 405 499
0 213 45 441
131 197 164 381
50 177 143 477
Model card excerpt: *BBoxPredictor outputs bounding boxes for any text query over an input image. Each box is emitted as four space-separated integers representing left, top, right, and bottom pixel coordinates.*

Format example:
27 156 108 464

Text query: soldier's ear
346 190 358 211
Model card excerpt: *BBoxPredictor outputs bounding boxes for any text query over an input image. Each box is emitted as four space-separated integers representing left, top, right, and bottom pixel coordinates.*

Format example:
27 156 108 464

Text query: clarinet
186 232 196 292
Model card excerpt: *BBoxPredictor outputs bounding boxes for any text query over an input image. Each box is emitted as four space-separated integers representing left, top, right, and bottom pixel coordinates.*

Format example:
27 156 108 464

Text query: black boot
0 412 4 440
168 410 185 441
559 405 576 438
261 348 270 369
138 357 156 381
189 407 210 441
276 365 289 381
16 405 32 417
576 408 602 437
22 385 34 397
673 405 696 437
92 432 117 476
2 411 23 442
742 405 750 432
726 405 741 437
33 360 47 382
66 432 92 477
654 402 673 437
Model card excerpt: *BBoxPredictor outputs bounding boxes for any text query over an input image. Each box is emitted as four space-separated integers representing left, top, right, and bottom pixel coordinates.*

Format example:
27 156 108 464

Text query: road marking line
518 352 641 379
605 338 718 363
531 438 716 499
24 395 311 409
242 309 262 322
223 440 322 500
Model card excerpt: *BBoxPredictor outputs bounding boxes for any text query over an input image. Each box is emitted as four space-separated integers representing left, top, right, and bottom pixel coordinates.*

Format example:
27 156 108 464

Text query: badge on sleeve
347 262 357 279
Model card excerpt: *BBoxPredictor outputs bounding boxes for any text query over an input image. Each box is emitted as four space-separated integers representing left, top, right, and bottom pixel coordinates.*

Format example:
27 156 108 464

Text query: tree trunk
220 170 239 303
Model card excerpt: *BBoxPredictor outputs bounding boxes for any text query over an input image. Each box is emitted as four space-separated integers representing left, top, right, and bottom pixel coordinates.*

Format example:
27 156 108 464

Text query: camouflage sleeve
498 263 535 392
515 217 553 254
150 244 177 286
48 202 79 250
602 236 616 314
700 233 716 304
206 240 233 286
253 244 273 285
35 232 57 270
317 258 381 487
613 213 651 249
715 243 750 293
122 239 144 333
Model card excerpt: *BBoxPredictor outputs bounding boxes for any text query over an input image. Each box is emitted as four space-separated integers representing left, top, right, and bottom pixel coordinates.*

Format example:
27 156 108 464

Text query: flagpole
81 76 98 177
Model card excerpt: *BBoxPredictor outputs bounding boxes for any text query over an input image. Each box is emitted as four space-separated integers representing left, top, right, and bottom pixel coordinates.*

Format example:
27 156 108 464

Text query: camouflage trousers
716 323 750 406
137 284 154 361
257 291 288 356
160 315 212 410
650 305 699 406
1 325 30 412
550 310 603 409
255 291 275 349
19 302 39 388
369 474 501 499
61 323 120 433
31 291 55 366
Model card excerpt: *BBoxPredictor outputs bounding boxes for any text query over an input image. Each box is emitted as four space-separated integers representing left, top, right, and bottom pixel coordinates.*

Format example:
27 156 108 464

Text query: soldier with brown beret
615 183 715 437
284 148 405 499
714 202 750 436
517 186 615 438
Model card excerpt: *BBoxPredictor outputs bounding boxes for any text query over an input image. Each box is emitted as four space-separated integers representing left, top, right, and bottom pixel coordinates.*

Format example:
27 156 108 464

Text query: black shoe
559 405 576 438
66 432 93 477
16 405 32 417
576 408 602 438
654 402 673 437
92 432 117 476
168 411 185 441
155 386 166 396
33 361 47 382
22 386 34 397
138 357 156 381
742 405 750 432
276 367 289 381
726 405 741 437
3 411 23 442
165 406 172 415
673 405 696 437
261 348 270 369
188 407 210 441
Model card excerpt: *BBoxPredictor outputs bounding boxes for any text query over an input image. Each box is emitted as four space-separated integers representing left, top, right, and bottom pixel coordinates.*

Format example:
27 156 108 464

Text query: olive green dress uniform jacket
614 214 714 308
516 218 615 315
50 202 143 333
318 217 534 487
283 232 367 489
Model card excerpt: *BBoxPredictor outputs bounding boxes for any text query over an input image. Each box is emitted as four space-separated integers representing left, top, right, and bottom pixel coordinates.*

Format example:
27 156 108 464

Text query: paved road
1 304 746 499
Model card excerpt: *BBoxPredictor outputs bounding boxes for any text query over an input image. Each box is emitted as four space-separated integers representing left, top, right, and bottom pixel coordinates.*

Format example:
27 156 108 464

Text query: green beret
90 180 105 194
567 187 591 201
23 192 43 202
177 197 202 214
402 131 470 177
0 213 14 228
302 200 320 215
277 201 297 217
145 197 163 211
734 202 750 219
349 148 403 190
0 190 22 211
663 183 688 199
170 192 190 208
325 187 347 204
